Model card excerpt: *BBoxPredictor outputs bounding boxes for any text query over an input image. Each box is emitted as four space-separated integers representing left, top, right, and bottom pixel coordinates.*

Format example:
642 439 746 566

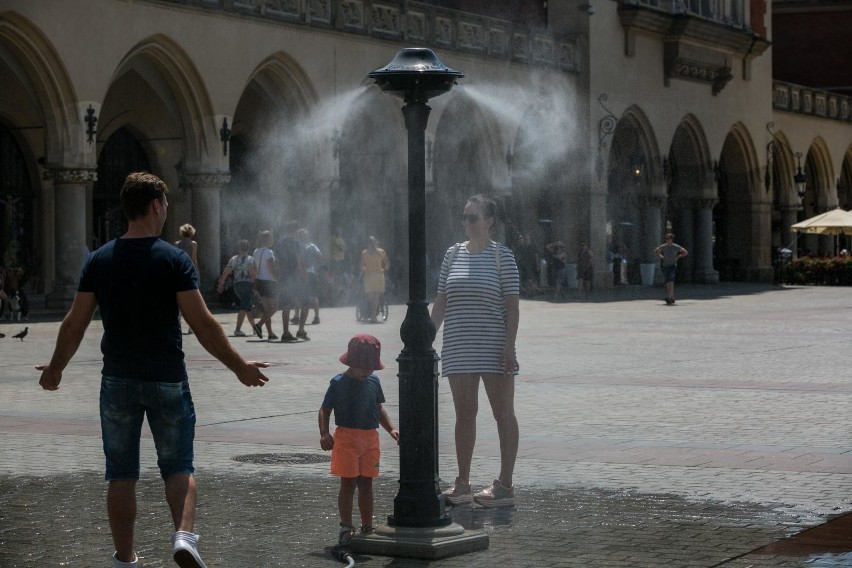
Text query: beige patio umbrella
790 208 852 235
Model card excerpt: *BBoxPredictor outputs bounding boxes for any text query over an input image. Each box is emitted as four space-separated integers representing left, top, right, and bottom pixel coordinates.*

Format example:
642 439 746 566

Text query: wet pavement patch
233 452 331 465
0 472 823 567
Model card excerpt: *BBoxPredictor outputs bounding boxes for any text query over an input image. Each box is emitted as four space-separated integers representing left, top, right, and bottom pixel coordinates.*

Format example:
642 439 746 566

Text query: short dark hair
120 172 168 220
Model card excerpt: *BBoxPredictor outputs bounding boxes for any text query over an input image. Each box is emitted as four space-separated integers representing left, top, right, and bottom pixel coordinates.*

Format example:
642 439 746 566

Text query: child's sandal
338 524 356 545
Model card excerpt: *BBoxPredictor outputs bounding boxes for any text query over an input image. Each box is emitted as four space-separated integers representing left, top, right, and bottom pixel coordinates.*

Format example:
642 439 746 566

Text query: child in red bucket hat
318 334 400 544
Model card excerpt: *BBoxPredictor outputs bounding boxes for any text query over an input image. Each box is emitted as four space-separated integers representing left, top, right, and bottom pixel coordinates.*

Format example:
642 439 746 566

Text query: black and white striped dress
437 242 520 377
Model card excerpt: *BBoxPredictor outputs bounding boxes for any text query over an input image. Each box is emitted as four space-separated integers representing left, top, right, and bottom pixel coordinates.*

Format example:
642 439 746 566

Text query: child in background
318 334 400 544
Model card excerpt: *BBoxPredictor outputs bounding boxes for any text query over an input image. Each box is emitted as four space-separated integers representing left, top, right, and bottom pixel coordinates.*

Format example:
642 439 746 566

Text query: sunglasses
461 214 481 223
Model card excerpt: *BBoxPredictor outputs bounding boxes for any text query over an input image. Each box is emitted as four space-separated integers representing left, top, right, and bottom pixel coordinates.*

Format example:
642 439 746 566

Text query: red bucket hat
339 334 385 370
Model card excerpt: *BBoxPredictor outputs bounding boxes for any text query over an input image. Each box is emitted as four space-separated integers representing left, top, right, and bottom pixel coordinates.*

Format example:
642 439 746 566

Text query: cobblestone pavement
1 283 850 567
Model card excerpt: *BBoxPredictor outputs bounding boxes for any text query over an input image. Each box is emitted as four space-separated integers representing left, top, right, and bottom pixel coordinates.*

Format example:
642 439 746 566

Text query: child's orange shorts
330 426 380 478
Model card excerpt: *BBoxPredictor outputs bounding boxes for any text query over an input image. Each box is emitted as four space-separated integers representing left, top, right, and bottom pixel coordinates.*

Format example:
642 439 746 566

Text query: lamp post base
349 522 489 559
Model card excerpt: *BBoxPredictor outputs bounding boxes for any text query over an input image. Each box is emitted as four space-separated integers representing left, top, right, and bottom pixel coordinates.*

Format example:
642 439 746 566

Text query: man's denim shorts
663 265 678 283
99 376 196 481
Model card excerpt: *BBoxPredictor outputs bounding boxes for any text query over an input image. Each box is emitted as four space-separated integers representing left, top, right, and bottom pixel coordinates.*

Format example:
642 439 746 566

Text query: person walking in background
544 240 568 301
277 221 310 342
175 224 198 335
299 228 323 325
330 228 347 279
513 233 540 297
431 194 520 509
318 334 399 544
654 233 688 305
216 239 259 338
36 172 270 568
576 240 594 300
253 230 278 340
359 236 390 323
175 224 198 269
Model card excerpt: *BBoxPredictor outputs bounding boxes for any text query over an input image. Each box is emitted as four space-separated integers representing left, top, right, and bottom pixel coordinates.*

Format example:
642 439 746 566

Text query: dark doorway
94 127 150 249
0 123 34 270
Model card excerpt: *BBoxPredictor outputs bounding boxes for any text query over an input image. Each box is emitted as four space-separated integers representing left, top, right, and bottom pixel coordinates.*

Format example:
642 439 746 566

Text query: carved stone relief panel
829 97 837 119
559 41 576 71
513 32 529 61
308 0 332 24
371 4 400 36
791 88 800 111
487 25 509 57
815 93 826 117
406 10 426 40
532 35 555 64
804 92 812 113
340 0 364 30
264 0 301 19
458 20 484 51
434 16 453 46
774 84 789 109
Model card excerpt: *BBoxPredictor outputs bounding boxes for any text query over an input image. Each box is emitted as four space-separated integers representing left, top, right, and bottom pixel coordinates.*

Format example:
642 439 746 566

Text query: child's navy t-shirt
78 237 199 382
321 373 385 429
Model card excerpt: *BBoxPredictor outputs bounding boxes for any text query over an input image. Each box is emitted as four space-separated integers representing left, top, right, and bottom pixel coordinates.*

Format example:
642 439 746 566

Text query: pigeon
12 327 28 341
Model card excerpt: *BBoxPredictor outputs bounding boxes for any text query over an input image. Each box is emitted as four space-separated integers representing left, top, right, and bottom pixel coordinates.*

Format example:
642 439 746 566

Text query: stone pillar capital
695 198 718 210
44 168 97 184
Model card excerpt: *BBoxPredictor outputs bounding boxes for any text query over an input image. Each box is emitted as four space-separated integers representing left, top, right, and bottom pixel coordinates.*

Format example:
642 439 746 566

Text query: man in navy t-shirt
37 172 270 568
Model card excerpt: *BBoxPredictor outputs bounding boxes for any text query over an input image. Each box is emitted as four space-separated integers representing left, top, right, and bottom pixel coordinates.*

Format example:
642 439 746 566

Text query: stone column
677 200 695 283
694 199 719 283
45 168 96 308
179 172 230 293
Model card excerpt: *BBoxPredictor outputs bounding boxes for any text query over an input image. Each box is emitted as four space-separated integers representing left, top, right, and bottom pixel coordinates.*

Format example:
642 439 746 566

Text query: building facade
0 0 849 306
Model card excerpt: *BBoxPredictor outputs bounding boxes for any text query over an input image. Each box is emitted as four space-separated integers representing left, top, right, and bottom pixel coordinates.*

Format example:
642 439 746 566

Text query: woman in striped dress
430 194 520 508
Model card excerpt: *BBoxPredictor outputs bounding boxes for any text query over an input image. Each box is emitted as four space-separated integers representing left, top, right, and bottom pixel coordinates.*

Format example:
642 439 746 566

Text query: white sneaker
473 478 515 508
112 551 138 568
172 531 207 568
440 477 473 505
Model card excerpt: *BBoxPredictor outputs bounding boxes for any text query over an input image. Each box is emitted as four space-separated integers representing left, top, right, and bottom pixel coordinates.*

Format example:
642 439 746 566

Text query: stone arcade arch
799 137 837 256
227 52 319 254
0 11 82 300
666 115 717 283
336 87 407 291
765 130 800 260
715 124 766 281
606 107 664 284
105 34 221 286
430 92 508 269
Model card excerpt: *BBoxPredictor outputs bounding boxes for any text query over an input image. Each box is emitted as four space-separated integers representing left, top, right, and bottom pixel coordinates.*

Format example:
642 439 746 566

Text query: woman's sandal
338 524 356 545
360 525 376 536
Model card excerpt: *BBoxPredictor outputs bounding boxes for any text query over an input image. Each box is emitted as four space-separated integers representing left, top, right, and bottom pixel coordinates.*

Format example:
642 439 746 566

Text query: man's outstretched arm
177 289 269 387
37 292 98 390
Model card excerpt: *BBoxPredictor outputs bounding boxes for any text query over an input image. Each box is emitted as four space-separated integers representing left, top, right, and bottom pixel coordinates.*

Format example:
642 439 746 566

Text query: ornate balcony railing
773 80 852 123
146 0 579 72
623 0 749 29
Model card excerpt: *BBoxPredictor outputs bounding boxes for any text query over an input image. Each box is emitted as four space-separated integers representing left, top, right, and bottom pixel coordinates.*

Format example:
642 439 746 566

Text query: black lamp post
353 48 487 559
368 47 460 528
